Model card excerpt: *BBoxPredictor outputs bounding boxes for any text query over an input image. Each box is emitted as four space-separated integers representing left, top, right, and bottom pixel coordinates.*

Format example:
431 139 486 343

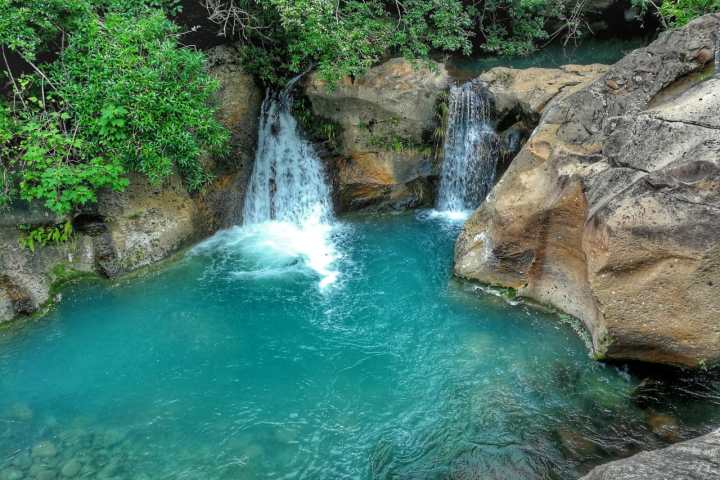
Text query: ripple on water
1 213 720 479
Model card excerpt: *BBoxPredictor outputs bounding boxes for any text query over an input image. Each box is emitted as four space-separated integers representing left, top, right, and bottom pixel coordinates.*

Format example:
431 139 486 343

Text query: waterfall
243 83 333 226
436 81 499 214
211 78 341 288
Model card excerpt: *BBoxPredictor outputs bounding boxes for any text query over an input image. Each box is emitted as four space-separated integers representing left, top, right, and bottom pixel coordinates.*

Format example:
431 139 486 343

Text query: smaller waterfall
436 81 500 214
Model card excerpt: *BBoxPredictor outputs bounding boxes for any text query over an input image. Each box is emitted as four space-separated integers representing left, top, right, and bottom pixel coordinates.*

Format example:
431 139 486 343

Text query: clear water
445 37 648 81
437 82 499 215
1 213 719 480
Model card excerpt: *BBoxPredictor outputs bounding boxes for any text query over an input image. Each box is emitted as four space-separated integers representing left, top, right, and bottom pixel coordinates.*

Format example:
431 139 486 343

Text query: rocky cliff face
454 14 720 367
0 44 262 324
477 64 608 171
305 58 449 211
581 428 720 480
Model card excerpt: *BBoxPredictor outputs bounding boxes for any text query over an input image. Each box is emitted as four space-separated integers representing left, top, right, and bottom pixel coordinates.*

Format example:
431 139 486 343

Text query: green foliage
18 221 73 252
632 0 720 27
470 0 561 56
292 96 341 150
1 3 228 220
53 12 228 190
205 0 473 86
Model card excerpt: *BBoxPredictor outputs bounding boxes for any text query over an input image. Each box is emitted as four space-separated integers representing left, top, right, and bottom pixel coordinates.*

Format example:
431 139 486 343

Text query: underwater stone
60 459 81 478
0 468 24 480
31 442 58 459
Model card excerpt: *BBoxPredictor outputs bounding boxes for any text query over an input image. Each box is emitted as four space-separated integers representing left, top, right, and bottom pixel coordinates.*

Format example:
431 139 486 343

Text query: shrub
1 4 228 218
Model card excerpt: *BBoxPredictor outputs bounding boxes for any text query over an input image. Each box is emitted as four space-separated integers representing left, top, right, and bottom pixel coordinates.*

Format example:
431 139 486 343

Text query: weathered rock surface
478 64 608 169
200 44 263 229
305 58 449 211
581 428 720 479
0 44 262 324
478 64 608 127
455 14 720 367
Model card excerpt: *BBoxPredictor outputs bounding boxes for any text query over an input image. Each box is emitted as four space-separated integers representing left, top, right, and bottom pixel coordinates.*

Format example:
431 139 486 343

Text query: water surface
1 213 719 479
445 37 647 81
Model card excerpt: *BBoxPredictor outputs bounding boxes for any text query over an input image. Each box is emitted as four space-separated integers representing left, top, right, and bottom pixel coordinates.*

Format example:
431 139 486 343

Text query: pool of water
445 37 648 81
1 213 719 479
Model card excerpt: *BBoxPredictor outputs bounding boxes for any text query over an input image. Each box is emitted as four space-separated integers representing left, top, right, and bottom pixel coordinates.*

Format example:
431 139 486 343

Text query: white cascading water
243 86 333 226
436 81 500 217
195 78 340 288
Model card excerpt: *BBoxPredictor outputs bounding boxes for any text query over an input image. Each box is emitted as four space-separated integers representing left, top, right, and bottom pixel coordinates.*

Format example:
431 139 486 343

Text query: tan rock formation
455 14 720 367
305 58 448 211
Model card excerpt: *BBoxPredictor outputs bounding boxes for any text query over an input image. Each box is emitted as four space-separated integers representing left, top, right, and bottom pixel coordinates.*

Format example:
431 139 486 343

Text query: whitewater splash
199 78 340 288
436 81 500 217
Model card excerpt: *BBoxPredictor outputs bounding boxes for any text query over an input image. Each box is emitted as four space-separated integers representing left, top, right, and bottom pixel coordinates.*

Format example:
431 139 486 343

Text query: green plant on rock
1 4 228 225
632 0 720 27
433 91 449 160
202 0 473 86
291 96 342 150
18 221 73 252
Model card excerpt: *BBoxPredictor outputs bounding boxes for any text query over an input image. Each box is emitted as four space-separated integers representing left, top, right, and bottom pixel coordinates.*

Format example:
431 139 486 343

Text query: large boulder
477 64 608 168
581 428 720 479
478 64 608 127
455 14 720 367
305 58 449 211
0 44 262 324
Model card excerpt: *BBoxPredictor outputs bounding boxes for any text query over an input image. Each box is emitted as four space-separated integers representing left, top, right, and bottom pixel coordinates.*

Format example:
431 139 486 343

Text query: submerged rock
0 468 24 480
31 441 58 459
646 413 681 442
60 459 81 478
455 13 720 367
581 428 720 479
305 58 449 212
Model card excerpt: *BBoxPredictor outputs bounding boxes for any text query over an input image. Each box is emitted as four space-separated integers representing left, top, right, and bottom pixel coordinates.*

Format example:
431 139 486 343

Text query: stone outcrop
0 44 262 324
581 428 720 479
477 64 608 168
305 58 449 211
200 44 263 229
478 64 608 127
455 14 720 367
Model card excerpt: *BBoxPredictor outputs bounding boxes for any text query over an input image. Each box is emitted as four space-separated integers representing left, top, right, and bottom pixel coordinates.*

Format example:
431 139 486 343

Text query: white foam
425 209 472 222
192 209 340 288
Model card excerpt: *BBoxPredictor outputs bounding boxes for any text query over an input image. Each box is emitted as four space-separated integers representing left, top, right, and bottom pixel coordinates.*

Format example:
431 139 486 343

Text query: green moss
49 263 100 297
291 96 342 152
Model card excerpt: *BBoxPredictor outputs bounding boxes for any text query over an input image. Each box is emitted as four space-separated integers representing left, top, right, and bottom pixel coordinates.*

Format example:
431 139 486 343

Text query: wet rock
581 428 720 479
60 459 81 478
31 442 58 459
4 403 33 421
98 459 122 479
0 467 24 480
29 465 56 480
11 452 32 470
647 413 681 442
557 428 599 458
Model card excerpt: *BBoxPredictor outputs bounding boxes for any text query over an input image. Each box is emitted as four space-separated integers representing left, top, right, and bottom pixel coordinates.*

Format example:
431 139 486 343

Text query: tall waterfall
243 85 333 225
209 79 341 288
436 81 499 214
